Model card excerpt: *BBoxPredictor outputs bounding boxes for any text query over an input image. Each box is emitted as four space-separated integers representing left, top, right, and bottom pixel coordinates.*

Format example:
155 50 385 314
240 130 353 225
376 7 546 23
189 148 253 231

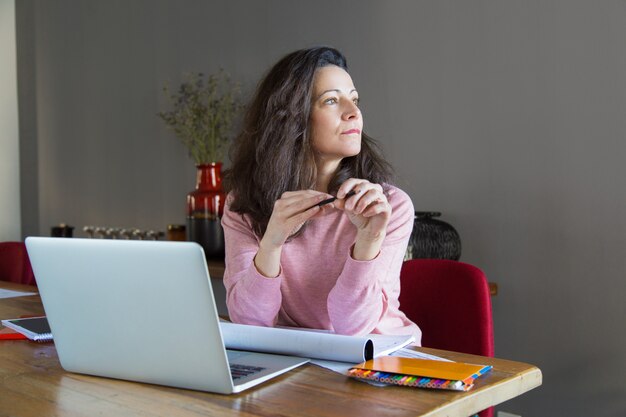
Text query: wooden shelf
206 259 225 279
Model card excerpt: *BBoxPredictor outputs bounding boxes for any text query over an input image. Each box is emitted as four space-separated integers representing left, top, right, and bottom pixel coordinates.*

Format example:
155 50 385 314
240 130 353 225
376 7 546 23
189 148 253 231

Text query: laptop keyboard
230 363 266 380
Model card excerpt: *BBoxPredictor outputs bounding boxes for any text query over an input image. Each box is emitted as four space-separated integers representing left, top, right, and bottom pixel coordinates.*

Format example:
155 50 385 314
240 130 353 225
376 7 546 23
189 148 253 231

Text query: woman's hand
255 190 332 277
333 179 391 260
262 190 333 248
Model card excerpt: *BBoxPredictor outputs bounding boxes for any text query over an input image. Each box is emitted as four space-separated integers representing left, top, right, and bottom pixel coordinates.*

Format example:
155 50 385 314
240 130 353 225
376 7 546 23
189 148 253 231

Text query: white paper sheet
389 347 452 362
221 322 372 362
311 345 450 376
219 322 414 364
271 325 416 357
0 289 37 299
370 334 416 357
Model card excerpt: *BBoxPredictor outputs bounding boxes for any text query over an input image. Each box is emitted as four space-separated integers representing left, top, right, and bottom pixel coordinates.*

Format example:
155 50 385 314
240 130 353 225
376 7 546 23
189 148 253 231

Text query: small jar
51 224 74 238
167 224 186 241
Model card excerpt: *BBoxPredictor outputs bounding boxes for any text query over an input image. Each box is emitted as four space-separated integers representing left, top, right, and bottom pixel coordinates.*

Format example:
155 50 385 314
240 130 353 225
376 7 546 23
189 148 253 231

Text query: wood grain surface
0 282 540 417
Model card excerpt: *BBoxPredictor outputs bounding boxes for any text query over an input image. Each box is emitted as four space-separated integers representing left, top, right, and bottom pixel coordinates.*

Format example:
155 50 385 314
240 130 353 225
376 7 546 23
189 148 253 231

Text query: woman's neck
315 158 341 193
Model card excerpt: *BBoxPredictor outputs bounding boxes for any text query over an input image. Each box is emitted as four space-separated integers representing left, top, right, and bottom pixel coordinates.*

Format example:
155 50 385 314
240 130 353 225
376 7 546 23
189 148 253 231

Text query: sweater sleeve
327 187 414 335
221 198 283 326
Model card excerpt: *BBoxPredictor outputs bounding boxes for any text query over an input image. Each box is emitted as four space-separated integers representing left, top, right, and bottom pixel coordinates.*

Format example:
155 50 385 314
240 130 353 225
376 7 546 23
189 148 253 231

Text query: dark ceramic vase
186 163 225 259
407 211 462 261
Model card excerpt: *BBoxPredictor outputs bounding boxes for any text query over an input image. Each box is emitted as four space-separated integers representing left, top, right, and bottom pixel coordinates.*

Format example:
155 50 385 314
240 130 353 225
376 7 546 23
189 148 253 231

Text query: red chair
0 242 37 286
399 259 494 417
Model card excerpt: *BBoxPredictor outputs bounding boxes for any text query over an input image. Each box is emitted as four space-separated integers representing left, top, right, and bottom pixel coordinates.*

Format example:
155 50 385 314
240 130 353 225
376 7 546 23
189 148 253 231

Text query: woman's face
309 65 363 164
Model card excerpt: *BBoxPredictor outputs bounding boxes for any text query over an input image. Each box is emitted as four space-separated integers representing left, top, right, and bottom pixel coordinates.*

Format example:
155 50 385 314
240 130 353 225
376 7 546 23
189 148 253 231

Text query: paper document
313 345 449 376
220 322 414 364
370 334 416 357
390 347 452 362
0 289 37 299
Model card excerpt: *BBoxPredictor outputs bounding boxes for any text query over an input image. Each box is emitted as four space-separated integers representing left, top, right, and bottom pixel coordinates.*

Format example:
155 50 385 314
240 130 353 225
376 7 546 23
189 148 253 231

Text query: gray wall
15 1 626 415
0 0 21 241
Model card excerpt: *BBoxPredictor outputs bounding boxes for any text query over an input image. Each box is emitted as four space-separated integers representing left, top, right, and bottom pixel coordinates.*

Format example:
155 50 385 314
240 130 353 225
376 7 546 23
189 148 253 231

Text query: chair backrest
399 259 494 357
0 241 37 286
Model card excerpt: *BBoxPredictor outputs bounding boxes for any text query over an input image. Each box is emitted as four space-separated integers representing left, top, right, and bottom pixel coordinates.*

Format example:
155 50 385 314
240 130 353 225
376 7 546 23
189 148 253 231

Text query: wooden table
0 281 540 417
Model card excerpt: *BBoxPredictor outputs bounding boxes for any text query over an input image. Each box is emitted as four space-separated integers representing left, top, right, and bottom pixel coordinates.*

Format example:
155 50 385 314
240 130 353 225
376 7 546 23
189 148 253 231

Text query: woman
222 46 420 341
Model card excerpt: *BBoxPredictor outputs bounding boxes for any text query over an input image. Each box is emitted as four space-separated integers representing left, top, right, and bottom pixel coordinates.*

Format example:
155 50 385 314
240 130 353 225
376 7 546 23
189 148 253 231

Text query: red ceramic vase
186 163 225 258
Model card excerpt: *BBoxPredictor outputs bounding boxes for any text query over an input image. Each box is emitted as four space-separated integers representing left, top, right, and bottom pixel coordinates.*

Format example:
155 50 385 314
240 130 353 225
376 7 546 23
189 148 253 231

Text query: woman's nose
342 101 360 120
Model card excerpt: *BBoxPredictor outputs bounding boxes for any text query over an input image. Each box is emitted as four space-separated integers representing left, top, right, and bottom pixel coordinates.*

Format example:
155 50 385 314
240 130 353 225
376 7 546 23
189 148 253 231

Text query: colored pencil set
348 368 471 391
347 356 492 391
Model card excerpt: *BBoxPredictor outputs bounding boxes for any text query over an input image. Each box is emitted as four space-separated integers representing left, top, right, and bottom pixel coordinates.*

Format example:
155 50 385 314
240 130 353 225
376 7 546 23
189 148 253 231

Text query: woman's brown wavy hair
224 46 394 238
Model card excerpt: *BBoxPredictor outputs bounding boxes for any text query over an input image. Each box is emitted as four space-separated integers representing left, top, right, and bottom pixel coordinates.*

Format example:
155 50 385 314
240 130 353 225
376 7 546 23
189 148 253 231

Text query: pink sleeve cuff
240 264 283 293
334 246 385 291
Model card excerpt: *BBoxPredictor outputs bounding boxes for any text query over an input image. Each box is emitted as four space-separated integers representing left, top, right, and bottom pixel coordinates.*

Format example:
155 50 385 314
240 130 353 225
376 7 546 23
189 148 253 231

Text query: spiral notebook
1 316 53 342
348 356 492 391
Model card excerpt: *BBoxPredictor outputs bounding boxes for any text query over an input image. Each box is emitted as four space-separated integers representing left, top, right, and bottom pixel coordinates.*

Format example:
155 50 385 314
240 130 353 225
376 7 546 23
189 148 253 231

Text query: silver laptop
25 237 308 394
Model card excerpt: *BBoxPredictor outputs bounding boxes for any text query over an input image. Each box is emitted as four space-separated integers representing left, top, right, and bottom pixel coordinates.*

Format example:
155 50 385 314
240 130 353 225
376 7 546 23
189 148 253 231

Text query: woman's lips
341 129 361 135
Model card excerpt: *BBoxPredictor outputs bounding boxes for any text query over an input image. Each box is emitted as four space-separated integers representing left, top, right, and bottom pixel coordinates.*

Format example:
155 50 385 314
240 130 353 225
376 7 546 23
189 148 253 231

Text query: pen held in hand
316 190 357 208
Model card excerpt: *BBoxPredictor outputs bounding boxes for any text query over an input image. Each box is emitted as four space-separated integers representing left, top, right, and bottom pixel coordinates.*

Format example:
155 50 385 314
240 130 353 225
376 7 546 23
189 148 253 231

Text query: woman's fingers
337 178 368 198
354 189 387 214
333 179 391 237
342 184 385 213
288 204 322 235
265 191 333 246
361 199 391 218
275 193 329 215
280 190 325 200
294 203 323 224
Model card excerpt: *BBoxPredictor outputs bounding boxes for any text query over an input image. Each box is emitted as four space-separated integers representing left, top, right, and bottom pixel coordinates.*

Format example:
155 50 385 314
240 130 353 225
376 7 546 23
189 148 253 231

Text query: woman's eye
324 97 338 105
353 97 360 106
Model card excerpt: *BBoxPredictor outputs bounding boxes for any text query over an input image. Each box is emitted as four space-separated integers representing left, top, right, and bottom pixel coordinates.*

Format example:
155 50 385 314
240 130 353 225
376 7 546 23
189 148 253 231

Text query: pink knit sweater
221 185 421 343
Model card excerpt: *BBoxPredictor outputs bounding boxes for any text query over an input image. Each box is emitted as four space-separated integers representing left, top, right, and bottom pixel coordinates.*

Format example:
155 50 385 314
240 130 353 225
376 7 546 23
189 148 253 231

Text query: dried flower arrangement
158 70 242 164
